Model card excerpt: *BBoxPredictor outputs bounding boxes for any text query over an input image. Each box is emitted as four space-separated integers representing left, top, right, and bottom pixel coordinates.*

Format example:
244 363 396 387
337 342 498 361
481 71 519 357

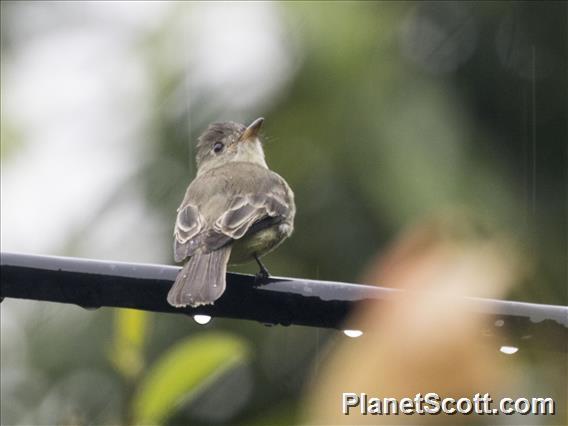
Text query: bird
167 117 295 308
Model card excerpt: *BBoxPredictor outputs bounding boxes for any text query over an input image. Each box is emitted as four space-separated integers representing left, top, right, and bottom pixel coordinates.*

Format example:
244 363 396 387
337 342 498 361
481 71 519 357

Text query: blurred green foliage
1 1 566 425
132 333 250 425
108 309 149 380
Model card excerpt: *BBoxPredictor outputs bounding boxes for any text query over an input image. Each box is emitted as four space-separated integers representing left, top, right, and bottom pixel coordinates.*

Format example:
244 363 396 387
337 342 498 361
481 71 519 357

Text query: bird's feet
253 254 271 286
254 269 269 285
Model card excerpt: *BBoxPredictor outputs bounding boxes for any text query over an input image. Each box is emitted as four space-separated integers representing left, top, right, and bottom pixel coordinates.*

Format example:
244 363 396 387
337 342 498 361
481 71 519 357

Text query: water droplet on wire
343 329 363 338
193 315 211 325
499 345 519 355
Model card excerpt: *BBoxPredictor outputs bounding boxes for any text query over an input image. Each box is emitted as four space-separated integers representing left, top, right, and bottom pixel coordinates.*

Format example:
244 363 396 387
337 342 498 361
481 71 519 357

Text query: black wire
1 252 566 353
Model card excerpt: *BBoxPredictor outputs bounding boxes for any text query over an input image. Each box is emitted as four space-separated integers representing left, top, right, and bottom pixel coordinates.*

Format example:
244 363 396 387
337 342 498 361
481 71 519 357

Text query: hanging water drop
343 329 363 338
499 345 519 355
193 314 212 325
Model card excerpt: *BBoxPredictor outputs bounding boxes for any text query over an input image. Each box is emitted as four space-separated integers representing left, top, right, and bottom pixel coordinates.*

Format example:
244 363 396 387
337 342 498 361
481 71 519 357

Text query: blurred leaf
108 308 149 380
237 400 299 426
132 332 250 425
0 116 23 160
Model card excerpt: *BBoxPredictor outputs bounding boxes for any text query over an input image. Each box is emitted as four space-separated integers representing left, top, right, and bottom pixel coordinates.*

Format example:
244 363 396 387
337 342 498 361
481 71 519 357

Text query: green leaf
132 332 250 425
108 308 149 380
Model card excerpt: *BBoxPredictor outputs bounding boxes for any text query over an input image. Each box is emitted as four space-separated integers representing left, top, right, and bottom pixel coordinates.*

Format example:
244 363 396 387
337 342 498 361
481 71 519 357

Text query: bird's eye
213 142 224 154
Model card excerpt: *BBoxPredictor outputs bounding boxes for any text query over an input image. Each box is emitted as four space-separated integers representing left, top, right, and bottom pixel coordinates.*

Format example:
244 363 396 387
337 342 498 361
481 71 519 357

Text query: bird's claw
254 269 270 286
253 253 270 286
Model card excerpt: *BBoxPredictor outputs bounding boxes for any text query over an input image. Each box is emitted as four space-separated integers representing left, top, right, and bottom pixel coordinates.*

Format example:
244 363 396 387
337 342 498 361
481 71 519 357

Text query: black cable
1 252 566 352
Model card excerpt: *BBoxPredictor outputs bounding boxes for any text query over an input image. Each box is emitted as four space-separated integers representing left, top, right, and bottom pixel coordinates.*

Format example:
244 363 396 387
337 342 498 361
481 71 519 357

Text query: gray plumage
167 119 295 308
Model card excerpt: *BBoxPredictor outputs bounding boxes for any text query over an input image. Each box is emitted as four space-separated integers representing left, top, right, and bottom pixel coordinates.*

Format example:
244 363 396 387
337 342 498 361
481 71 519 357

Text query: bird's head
195 117 266 174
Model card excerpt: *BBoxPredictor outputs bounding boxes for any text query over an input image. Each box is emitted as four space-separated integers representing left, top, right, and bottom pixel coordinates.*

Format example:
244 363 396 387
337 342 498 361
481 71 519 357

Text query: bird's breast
228 222 293 265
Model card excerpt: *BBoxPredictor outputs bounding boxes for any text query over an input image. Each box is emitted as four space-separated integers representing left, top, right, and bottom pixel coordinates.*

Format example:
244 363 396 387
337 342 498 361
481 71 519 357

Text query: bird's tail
167 246 232 308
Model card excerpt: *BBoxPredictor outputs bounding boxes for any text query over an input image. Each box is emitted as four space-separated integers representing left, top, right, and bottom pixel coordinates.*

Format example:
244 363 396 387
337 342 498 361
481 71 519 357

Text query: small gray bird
167 118 295 307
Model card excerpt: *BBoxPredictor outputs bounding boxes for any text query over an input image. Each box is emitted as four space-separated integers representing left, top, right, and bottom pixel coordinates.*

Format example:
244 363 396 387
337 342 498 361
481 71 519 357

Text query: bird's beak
239 117 264 143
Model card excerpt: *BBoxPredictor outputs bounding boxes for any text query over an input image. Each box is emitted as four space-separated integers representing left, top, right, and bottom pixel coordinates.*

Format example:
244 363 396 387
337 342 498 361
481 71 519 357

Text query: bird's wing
174 192 290 262
203 193 290 251
174 164 293 262
173 203 204 262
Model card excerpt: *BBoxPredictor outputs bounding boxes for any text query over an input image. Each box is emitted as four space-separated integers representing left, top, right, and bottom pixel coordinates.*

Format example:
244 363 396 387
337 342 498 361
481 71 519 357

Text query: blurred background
1 1 566 425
